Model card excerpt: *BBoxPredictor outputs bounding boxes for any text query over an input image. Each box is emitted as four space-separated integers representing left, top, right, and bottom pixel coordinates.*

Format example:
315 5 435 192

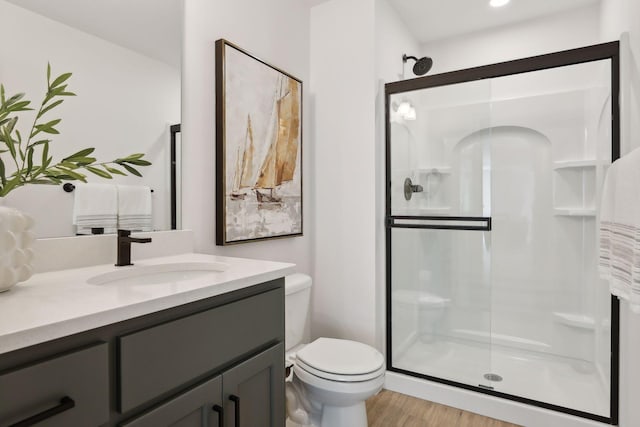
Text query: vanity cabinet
0 278 285 427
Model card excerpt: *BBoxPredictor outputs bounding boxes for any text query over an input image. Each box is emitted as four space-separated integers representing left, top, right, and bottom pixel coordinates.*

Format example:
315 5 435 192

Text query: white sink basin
87 262 229 286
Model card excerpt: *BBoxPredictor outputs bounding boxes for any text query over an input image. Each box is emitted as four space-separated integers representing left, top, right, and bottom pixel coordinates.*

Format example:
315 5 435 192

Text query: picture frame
215 39 303 245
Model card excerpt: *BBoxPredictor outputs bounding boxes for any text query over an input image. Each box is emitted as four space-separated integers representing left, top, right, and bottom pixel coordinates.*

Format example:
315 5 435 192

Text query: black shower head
403 54 433 76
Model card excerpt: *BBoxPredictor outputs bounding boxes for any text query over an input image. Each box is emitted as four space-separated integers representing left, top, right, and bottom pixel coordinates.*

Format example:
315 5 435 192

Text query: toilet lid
296 338 384 380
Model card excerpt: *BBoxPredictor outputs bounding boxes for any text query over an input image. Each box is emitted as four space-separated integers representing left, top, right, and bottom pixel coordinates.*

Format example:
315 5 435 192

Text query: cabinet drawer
118 288 283 412
0 342 109 426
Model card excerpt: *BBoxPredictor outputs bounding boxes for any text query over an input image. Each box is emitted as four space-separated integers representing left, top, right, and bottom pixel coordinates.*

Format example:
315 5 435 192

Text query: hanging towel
599 147 640 313
117 185 153 232
72 183 118 235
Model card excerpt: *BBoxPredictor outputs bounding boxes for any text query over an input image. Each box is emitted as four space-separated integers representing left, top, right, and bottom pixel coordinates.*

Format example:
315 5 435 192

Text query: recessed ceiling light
490 0 510 7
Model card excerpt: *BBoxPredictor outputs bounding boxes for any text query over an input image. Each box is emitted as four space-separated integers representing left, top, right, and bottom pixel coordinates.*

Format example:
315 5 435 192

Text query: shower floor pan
393 337 609 417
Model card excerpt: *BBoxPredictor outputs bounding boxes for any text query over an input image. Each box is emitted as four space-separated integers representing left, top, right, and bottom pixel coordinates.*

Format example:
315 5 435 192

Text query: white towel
599 147 640 313
117 185 152 232
72 183 118 235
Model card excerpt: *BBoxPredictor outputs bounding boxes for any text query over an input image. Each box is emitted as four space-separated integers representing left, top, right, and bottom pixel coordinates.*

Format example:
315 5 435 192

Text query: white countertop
0 253 295 355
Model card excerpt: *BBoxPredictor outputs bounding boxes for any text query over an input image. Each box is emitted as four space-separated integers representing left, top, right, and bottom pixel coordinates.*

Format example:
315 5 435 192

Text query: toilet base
286 402 367 427
320 402 368 427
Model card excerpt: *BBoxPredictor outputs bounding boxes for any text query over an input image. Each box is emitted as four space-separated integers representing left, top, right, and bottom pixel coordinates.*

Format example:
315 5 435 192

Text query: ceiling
387 0 601 43
6 0 182 68
7 0 600 66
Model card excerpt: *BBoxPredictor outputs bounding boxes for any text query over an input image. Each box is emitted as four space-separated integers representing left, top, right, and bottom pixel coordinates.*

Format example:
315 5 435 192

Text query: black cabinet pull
229 394 240 427
9 396 75 427
212 404 224 426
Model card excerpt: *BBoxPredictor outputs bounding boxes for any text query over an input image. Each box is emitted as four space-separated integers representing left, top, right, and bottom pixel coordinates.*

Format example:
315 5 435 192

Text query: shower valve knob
404 177 423 200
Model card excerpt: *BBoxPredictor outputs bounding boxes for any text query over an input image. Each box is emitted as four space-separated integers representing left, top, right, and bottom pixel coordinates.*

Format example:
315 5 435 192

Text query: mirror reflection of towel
117 185 152 232
72 183 118 235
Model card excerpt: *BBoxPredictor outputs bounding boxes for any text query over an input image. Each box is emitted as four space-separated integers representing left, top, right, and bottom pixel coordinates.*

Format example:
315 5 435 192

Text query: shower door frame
385 41 620 425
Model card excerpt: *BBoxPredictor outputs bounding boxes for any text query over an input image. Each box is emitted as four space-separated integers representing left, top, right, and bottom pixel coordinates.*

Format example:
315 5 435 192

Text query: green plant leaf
31 139 51 147
5 93 25 105
63 147 95 160
0 177 21 197
5 117 17 134
60 161 79 170
104 165 126 176
0 84 5 104
2 126 16 158
126 159 152 166
37 142 50 176
9 101 32 112
0 156 5 185
117 153 145 162
38 118 61 129
26 147 34 175
55 166 86 181
51 73 72 89
121 163 142 177
35 126 60 135
86 166 112 179
72 157 97 166
38 99 63 118
47 63 51 85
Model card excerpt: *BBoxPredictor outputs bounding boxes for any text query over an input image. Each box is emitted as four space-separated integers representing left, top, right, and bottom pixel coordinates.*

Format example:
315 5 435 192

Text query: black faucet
116 229 152 266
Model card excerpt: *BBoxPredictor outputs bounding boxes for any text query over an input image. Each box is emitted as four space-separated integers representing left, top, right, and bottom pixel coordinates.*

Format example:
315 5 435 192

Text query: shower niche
386 42 619 424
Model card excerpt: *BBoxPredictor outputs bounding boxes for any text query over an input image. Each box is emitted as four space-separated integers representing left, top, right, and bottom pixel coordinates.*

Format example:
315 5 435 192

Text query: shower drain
483 373 503 382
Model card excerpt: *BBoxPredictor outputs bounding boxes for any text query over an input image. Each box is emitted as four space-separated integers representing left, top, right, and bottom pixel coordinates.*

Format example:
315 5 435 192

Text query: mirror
0 0 182 238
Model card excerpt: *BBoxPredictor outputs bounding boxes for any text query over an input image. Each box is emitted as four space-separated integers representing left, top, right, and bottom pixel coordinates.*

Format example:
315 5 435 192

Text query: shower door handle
387 216 492 231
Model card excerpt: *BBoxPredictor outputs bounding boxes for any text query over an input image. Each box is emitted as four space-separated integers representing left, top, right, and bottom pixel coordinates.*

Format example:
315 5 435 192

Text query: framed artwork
215 39 303 245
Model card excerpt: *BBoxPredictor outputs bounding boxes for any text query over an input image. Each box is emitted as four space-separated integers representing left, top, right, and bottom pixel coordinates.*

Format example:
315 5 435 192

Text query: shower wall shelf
552 160 599 170
416 166 452 175
552 312 596 330
552 160 598 216
553 208 597 217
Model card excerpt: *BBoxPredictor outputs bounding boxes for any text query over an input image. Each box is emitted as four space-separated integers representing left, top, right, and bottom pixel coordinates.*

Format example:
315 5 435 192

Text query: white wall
0 0 180 237
181 0 312 274
309 0 377 346
307 0 420 349
421 4 601 74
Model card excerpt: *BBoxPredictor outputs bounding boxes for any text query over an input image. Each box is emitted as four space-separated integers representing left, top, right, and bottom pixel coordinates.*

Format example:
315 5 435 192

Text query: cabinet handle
212 404 224 426
229 394 240 427
9 396 75 427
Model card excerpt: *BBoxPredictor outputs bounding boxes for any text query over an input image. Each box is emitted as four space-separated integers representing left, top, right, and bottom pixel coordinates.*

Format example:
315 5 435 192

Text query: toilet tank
285 273 312 351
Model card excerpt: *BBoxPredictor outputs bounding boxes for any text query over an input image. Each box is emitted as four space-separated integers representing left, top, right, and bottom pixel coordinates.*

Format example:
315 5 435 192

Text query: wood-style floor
366 390 522 427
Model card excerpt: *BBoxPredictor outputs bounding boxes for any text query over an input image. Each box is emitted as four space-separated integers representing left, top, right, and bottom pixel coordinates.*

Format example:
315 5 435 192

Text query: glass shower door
388 79 496 390
386 46 617 422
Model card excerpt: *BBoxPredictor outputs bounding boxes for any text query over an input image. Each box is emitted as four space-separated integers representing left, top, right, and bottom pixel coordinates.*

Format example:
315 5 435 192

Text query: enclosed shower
385 43 619 423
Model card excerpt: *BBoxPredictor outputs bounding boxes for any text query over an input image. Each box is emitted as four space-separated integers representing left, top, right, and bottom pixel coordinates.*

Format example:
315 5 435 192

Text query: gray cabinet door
222 343 284 427
121 376 223 427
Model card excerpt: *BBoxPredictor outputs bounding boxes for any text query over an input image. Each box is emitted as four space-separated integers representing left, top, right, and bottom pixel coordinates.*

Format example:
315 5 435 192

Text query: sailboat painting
215 39 303 245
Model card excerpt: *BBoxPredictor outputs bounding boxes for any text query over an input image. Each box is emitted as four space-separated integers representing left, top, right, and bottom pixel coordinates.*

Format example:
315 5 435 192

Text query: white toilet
284 274 385 427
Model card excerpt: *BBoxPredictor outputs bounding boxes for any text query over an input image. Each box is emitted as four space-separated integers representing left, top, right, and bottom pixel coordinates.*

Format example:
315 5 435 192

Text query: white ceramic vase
0 206 35 292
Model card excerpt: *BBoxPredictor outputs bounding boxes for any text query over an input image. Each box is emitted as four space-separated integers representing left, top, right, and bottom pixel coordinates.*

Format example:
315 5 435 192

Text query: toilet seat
295 338 385 382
